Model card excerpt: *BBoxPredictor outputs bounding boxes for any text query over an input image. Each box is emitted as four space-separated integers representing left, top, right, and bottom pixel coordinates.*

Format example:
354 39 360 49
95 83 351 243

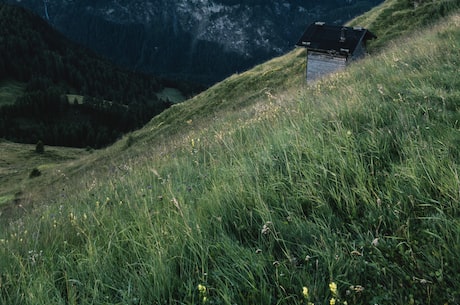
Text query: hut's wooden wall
306 51 347 84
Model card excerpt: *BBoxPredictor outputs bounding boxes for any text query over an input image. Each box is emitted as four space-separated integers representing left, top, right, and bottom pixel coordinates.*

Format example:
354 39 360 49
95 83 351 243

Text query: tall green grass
1 10 460 305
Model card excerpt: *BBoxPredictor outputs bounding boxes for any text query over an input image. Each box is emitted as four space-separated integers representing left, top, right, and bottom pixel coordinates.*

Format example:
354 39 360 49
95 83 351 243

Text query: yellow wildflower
329 297 336 305
198 284 207 304
302 286 309 298
198 284 206 293
329 282 338 296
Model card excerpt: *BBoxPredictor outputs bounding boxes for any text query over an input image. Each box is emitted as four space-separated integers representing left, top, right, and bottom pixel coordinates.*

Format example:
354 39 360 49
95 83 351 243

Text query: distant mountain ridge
0 3 200 148
4 0 383 84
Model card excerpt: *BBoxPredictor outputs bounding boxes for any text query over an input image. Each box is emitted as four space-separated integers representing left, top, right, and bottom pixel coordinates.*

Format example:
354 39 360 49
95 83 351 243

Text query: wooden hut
296 22 376 83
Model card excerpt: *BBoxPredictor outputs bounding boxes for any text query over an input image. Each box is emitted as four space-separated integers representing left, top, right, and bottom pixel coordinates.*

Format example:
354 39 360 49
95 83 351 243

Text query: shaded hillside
0 3 201 148
1 1 460 304
5 0 383 85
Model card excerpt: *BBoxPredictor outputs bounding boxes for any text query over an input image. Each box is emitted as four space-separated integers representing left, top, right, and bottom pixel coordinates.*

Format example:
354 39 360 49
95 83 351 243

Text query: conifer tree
35 140 44 154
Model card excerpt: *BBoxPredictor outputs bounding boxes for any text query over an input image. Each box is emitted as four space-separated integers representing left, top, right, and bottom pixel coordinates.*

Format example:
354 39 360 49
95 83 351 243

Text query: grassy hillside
348 0 459 50
1 1 460 304
0 140 90 219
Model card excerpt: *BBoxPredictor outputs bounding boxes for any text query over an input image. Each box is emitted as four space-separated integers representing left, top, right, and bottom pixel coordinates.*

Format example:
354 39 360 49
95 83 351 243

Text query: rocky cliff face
6 0 382 84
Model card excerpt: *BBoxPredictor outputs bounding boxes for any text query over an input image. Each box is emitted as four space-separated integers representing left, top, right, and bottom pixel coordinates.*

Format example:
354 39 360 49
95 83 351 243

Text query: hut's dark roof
296 22 376 55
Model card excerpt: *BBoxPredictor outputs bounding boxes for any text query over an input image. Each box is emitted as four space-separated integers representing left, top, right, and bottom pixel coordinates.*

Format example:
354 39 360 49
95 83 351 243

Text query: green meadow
0 140 91 218
0 81 25 106
1 0 460 304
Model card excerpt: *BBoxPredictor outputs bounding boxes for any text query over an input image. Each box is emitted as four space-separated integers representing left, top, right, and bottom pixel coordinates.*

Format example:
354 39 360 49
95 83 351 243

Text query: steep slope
348 0 459 50
5 0 383 84
1 1 460 304
0 3 200 148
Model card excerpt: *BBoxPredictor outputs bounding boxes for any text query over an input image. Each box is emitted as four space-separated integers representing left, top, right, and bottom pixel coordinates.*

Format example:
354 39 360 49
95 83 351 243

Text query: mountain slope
348 0 460 50
5 0 383 84
0 3 200 148
1 1 460 304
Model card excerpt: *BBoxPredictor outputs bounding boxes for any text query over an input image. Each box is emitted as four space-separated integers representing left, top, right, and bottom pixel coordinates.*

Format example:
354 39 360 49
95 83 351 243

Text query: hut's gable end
349 39 367 61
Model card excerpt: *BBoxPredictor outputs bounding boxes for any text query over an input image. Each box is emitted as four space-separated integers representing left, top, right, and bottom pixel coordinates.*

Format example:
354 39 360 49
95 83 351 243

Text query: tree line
0 3 200 148
0 81 172 148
